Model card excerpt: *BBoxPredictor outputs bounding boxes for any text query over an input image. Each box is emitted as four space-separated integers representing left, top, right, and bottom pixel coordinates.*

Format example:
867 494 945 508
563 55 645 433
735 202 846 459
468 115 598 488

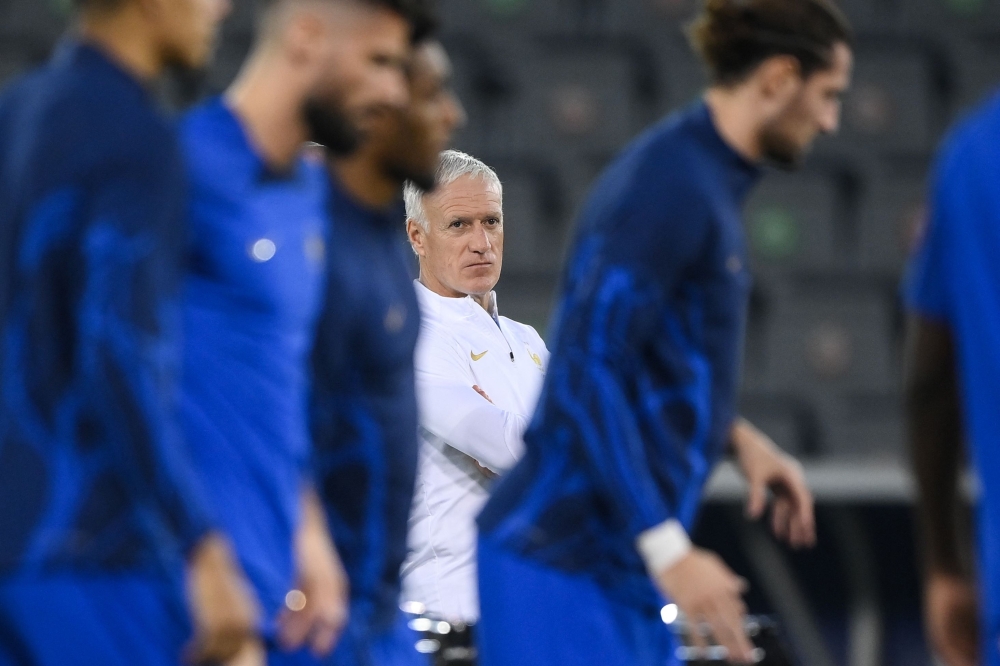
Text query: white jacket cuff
636 519 692 577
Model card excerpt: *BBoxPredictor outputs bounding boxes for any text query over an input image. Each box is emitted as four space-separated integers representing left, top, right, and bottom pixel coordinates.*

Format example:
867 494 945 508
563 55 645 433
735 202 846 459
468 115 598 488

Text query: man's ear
758 54 802 104
282 6 329 67
406 218 426 257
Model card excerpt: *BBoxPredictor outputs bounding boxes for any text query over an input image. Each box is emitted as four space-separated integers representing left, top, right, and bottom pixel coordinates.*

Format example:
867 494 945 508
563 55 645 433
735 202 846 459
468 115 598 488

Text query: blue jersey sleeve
76 158 214 553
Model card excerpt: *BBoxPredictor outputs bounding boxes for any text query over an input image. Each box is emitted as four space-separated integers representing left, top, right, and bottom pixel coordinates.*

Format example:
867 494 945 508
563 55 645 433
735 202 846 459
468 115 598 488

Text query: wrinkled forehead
425 175 503 221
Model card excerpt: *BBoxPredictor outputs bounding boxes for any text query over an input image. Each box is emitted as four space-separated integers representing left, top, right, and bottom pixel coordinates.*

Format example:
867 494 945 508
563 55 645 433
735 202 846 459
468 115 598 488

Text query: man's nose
446 92 467 133
821 104 841 135
468 223 491 252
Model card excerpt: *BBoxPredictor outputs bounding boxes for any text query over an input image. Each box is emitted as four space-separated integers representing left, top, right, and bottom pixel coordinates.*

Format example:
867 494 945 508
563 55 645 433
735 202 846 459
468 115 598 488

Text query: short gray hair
404 150 503 231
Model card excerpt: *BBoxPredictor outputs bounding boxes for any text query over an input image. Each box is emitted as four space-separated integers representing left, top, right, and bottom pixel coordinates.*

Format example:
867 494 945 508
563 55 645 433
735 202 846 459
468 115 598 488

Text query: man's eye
450 220 462 228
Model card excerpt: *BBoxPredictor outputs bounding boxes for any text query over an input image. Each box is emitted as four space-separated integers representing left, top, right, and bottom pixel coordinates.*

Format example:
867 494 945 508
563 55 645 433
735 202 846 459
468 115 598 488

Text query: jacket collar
414 280 499 324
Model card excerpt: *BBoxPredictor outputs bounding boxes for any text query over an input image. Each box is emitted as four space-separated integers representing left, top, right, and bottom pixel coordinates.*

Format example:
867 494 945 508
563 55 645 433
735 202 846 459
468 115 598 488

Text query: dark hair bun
688 0 852 86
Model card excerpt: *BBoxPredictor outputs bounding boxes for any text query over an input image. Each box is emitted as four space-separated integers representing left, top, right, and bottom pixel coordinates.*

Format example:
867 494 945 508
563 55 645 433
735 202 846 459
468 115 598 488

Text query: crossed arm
415 334 531 474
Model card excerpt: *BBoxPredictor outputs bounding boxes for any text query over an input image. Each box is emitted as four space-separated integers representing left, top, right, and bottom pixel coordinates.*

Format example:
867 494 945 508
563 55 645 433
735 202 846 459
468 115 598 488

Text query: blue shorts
477 536 679 666
0 572 191 666
269 609 425 666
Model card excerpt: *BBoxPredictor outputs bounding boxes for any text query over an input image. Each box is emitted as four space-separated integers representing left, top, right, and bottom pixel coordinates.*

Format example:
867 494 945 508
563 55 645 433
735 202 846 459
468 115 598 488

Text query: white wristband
636 519 693 577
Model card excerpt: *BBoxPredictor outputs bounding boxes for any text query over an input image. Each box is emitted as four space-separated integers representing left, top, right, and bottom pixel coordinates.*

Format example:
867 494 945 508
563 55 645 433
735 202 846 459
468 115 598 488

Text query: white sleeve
415 332 529 473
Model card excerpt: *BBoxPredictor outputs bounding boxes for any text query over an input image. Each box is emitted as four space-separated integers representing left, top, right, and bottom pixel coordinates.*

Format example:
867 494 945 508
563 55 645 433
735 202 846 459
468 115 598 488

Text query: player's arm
549 304 756 664
416 333 529 473
906 317 964 576
278 485 349 657
562 187 755 663
729 418 815 548
905 315 977 666
903 139 979 666
83 155 258 663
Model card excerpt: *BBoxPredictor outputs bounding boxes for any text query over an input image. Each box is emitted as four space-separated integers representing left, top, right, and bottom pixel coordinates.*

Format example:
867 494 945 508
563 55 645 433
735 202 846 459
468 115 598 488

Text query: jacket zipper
482 307 515 362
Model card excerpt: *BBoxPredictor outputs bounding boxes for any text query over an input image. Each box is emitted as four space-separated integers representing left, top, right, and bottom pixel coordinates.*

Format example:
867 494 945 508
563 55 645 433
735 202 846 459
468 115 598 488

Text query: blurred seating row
2 0 994 461
498 272 906 460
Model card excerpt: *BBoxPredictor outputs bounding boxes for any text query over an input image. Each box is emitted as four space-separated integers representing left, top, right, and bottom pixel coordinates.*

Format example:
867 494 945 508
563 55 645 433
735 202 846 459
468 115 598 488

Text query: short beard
303 99 361 157
759 124 805 171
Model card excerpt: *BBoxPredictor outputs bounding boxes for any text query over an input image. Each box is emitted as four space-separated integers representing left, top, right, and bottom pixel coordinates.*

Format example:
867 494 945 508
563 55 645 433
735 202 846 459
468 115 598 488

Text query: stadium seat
950 36 1000 112
857 157 929 272
741 282 773 392
597 0 699 41
441 33 518 157
764 279 899 396
0 0 64 45
745 168 845 271
831 0 899 31
660 40 709 111
437 0 514 33
495 34 661 158
842 40 946 155
899 0 1000 33
485 156 570 274
494 272 560 336
822 392 905 459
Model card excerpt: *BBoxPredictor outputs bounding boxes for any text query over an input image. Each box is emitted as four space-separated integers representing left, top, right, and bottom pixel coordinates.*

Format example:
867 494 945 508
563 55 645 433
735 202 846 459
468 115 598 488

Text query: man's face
377 42 466 190
158 0 230 70
760 42 853 168
304 5 411 155
414 175 504 298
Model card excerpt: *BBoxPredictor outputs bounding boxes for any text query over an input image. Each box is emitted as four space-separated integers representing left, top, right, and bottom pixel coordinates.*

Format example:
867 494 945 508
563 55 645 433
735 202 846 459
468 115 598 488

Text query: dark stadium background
4 0 998 663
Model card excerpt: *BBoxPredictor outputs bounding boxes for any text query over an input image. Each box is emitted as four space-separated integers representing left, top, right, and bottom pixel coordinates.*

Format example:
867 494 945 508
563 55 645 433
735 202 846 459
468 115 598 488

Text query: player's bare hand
185 533 261 665
731 418 816 549
925 572 978 666
474 460 499 479
473 385 494 403
656 548 756 664
278 491 350 657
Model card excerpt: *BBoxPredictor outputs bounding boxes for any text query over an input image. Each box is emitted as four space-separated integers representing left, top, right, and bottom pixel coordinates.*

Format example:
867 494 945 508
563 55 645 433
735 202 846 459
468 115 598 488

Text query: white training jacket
401 280 549 622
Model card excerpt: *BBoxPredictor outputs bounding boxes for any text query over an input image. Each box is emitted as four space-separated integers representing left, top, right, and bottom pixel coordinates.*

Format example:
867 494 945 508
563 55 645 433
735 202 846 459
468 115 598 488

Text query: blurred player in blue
178 0 424 663
309 33 465 666
477 1 852 664
0 0 262 664
905 74 1000 666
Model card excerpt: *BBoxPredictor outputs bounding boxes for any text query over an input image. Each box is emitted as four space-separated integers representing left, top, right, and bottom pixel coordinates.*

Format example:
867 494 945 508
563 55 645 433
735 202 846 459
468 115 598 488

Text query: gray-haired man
400 150 550 623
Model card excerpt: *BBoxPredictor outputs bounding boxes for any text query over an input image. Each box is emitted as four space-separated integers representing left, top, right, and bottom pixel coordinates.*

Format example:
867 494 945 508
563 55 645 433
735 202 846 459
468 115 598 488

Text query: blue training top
0 42 212 574
904 89 1000 663
310 175 420 633
178 99 328 620
479 101 761 609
